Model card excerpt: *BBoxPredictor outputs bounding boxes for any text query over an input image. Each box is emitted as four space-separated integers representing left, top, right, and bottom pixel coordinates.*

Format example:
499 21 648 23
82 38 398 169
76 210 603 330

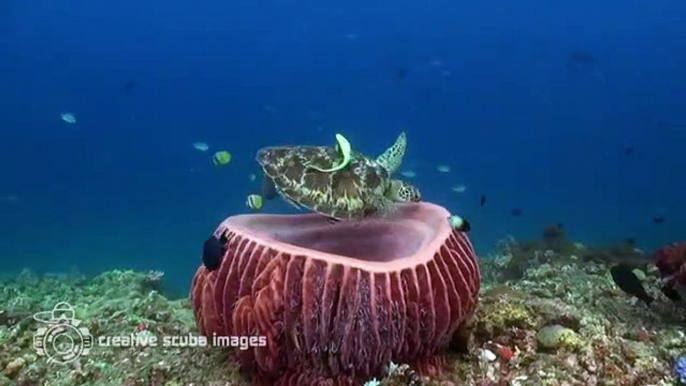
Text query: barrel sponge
191 202 481 386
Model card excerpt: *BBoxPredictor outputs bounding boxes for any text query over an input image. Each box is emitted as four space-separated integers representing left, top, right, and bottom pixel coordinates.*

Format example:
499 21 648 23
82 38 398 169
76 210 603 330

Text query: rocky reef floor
0 236 684 386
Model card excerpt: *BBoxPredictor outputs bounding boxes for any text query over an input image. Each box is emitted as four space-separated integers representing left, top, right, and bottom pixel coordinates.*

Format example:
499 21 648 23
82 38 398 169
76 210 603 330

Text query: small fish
192 142 209 152
480 194 487 207
510 208 522 217
212 150 232 165
448 215 471 232
249 173 257 182
202 232 227 271
246 194 263 210
436 164 451 173
262 176 277 200
568 50 596 64
623 146 635 155
396 68 408 80
652 215 665 224
609 264 653 304
400 170 416 178
60 113 77 124
451 184 467 193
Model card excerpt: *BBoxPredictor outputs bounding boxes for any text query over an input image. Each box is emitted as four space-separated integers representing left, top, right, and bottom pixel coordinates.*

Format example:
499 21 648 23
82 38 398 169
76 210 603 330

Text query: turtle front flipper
306 133 353 173
325 216 341 224
366 180 420 218
375 131 407 175
367 195 397 218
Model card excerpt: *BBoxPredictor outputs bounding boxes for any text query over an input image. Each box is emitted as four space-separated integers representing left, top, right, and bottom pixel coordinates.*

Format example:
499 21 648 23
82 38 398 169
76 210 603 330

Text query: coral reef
536 325 583 351
470 237 683 385
495 224 650 283
0 269 240 386
1 233 685 385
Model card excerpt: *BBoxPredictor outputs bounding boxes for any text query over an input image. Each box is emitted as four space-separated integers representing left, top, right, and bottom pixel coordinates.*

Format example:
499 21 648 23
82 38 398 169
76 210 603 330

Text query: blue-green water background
1 0 685 296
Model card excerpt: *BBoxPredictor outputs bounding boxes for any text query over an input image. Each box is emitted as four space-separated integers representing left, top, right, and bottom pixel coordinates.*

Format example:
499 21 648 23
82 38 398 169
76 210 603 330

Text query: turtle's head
387 179 421 203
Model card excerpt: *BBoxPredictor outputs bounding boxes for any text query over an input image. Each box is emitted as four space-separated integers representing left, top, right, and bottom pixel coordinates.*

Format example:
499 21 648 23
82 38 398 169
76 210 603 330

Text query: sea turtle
256 132 421 221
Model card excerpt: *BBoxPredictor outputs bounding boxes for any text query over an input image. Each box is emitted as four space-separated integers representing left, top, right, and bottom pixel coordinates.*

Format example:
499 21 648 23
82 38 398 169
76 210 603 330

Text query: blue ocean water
1 0 684 294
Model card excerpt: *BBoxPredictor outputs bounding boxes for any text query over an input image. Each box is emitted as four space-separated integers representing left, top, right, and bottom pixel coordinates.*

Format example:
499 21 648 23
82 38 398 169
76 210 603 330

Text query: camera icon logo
32 302 93 364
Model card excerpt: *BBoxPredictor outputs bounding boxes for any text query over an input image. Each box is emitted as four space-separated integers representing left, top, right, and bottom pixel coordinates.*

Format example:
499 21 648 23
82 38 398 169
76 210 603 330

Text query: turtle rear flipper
376 131 407 175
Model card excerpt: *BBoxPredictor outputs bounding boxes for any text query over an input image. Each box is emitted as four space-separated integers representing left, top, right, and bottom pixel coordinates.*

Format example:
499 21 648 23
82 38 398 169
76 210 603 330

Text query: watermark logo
31 302 266 365
32 302 93 364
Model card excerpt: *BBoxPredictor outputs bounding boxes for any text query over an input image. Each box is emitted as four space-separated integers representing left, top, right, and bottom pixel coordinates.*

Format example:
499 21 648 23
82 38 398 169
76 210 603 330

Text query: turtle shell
256 145 390 220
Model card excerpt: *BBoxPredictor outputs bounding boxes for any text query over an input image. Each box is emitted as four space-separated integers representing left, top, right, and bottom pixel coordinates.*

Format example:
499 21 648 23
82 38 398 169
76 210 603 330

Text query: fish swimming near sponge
202 232 227 271
212 151 231 165
246 194 263 210
448 215 471 232
609 264 653 305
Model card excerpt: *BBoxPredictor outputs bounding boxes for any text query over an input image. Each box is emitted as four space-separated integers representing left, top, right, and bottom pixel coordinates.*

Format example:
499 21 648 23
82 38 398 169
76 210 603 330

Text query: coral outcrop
0 234 684 385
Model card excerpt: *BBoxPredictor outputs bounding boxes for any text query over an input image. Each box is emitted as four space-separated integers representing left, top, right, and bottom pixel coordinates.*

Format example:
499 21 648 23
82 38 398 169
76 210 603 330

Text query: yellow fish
246 194 263 210
212 151 231 165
